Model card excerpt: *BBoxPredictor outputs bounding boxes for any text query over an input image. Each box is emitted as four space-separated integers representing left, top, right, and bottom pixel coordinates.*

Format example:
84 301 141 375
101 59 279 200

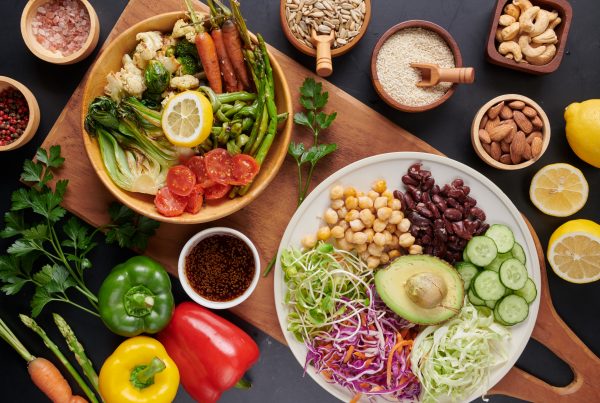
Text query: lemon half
162 91 213 147
529 163 589 217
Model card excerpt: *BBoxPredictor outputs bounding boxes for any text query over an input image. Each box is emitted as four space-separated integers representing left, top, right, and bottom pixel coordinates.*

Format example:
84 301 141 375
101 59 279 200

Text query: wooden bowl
471 94 551 170
81 12 293 224
486 0 572 75
21 0 100 65
279 0 371 57
370 20 463 113
0 76 40 152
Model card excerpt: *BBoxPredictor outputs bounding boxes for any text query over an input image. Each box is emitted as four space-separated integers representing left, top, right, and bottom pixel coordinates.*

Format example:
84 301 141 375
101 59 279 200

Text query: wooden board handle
490 217 600 402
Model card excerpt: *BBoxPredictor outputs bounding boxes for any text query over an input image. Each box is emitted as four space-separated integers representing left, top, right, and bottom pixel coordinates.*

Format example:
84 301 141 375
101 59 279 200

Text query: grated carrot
343 346 355 363
386 340 413 387
350 393 362 403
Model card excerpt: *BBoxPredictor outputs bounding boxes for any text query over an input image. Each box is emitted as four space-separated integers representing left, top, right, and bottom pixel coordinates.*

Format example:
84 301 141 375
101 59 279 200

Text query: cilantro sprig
289 78 338 206
0 146 159 317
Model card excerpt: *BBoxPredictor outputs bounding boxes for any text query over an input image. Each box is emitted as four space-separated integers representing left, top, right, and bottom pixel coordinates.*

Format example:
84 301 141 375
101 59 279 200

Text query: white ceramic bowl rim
178 227 260 310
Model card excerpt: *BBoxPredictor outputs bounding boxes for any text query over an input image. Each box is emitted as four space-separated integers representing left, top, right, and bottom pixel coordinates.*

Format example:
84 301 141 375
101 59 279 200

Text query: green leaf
11 188 35 211
31 287 54 317
7 239 44 257
313 91 329 110
0 212 25 239
299 96 315 111
21 160 45 183
22 224 49 241
36 146 65 169
293 112 312 129
308 143 337 166
0 255 33 295
288 142 306 161
300 146 319 164
62 217 91 251
315 112 337 130
107 203 135 224
33 264 73 294
299 78 320 99
105 202 159 251
1 279 28 295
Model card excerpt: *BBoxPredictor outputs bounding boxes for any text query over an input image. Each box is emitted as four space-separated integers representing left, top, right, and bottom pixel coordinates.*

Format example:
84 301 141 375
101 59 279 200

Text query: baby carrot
212 28 240 92
222 19 251 89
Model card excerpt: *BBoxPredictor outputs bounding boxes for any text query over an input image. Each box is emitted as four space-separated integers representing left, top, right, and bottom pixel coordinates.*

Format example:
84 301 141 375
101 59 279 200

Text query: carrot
349 393 362 403
196 31 223 94
70 397 88 403
386 340 413 387
222 19 251 89
29 357 83 403
211 28 240 92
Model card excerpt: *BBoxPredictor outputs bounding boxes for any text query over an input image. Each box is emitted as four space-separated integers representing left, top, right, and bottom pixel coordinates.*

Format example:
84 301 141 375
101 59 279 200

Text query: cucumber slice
476 306 493 317
456 262 479 290
485 299 497 309
499 258 528 290
473 270 506 301
485 252 513 272
485 224 515 253
511 242 526 264
515 278 537 304
496 294 529 325
466 236 498 267
463 248 470 263
493 304 512 326
468 288 485 306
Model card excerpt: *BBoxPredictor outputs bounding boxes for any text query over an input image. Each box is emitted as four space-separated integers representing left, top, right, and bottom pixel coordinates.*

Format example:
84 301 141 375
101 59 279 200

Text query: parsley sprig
0 146 159 317
289 78 337 206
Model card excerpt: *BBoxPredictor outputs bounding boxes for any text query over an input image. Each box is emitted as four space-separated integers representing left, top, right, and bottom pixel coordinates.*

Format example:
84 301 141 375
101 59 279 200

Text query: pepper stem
130 357 166 389
124 285 155 317
235 377 252 389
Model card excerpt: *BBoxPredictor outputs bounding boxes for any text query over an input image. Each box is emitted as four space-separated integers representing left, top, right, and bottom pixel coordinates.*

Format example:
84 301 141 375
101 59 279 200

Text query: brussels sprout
144 60 170 95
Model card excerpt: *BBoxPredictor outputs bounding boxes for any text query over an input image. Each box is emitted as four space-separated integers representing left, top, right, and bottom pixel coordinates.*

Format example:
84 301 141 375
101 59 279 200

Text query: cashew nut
499 14 516 27
532 28 558 44
526 44 557 65
495 28 504 42
519 6 540 34
519 35 546 58
549 17 561 30
504 3 521 20
530 10 551 37
499 41 523 62
514 0 533 12
501 22 521 41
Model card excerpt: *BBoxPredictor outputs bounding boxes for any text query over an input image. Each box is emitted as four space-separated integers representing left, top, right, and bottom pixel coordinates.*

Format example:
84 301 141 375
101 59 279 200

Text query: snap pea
215 91 256 103
199 86 221 110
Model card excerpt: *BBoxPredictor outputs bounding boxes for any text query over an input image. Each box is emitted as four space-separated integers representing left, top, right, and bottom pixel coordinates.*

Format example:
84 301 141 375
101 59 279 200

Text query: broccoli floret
175 39 198 58
177 55 200 75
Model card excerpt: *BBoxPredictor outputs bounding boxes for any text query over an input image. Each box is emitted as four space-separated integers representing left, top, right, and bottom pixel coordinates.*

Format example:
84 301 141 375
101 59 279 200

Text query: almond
531 115 543 130
479 129 491 144
522 142 533 160
500 105 513 120
510 131 526 164
508 100 525 109
502 119 518 135
499 154 512 164
504 129 516 144
490 141 502 161
526 131 543 145
489 123 513 142
513 110 533 134
479 115 489 130
531 136 543 158
485 116 501 132
482 142 492 155
522 106 537 118
488 101 505 120
501 141 511 153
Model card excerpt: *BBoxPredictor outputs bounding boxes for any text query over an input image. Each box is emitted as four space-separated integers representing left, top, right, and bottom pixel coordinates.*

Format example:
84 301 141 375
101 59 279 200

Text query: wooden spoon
311 30 334 78
410 63 475 87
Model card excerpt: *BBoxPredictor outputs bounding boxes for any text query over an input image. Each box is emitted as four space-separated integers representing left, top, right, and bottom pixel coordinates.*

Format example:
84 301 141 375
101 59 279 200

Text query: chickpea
359 209 374 226
383 230 393 245
382 190 394 201
345 209 360 222
380 252 390 264
324 208 338 225
385 224 397 233
358 196 373 210
317 226 331 241
330 185 344 200
388 249 401 259
355 243 368 253
356 191 365 197
339 220 349 230
336 238 353 251
349 219 365 232
343 186 357 198
398 233 416 248
368 243 383 257
359 251 371 262
390 235 400 249
389 210 403 225
352 231 368 245
373 232 386 247
390 198 402 211
374 197 388 210
409 244 423 255
367 256 381 269
337 207 348 219
398 218 411 233
301 234 317 249
367 190 380 201
377 207 393 221
331 199 344 210
373 219 387 233
331 225 345 239
372 179 387 194
345 229 354 243
345 196 358 210
364 228 375 243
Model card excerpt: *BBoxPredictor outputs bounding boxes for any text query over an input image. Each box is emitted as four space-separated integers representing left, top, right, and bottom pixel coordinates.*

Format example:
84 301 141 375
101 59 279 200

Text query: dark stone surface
1 0 598 402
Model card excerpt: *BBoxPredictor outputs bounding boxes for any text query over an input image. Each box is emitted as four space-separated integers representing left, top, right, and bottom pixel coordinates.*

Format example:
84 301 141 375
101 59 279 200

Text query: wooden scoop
311 30 334 78
410 63 475 87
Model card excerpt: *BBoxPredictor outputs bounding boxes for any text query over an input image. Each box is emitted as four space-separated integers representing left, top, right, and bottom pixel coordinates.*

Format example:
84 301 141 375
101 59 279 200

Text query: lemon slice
547 219 600 283
162 91 213 147
529 163 588 217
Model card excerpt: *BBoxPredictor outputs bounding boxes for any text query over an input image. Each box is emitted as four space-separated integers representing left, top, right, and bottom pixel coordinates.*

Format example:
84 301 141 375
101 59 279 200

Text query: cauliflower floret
172 19 198 43
161 91 176 108
104 54 147 101
104 73 125 102
133 31 164 69
170 75 200 91
156 54 181 74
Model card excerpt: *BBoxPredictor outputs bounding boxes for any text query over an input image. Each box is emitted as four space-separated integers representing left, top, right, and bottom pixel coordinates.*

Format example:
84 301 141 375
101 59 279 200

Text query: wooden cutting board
40 0 599 401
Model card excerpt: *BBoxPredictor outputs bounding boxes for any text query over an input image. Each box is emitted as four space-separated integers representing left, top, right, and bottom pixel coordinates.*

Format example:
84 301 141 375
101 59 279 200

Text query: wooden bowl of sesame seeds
371 20 464 113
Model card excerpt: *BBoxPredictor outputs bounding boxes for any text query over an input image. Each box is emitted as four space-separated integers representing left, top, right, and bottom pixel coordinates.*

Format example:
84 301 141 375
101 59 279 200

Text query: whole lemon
564 99 600 168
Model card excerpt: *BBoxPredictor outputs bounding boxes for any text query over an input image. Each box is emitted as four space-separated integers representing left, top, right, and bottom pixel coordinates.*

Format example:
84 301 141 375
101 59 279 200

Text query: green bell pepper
98 256 174 337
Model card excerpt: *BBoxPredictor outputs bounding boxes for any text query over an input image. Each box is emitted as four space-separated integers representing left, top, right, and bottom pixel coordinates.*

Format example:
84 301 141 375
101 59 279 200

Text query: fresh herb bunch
289 78 337 206
0 146 159 317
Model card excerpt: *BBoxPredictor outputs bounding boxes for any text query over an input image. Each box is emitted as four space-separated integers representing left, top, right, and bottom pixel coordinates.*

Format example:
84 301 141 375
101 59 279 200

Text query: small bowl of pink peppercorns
0 76 40 151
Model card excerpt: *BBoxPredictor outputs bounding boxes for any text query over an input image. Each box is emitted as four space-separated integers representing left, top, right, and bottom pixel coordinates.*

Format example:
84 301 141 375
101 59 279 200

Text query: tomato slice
185 185 204 214
230 154 260 185
204 148 233 185
154 187 188 217
186 156 215 188
204 183 232 200
167 165 196 197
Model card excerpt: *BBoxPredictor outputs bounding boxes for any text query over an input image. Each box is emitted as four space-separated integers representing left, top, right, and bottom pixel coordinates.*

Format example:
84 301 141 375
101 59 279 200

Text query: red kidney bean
402 175 419 186
447 198 460 209
462 185 471 196
416 203 433 219
427 202 440 219
431 184 440 195
470 207 486 221
452 178 464 187
444 208 462 221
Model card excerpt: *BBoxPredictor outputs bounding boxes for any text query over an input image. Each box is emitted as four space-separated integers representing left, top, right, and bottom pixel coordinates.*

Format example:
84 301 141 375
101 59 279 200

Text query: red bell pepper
158 302 259 403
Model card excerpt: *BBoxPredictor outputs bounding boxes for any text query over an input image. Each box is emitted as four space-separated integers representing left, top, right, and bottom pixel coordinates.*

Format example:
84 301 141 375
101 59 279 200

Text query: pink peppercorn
0 88 30 146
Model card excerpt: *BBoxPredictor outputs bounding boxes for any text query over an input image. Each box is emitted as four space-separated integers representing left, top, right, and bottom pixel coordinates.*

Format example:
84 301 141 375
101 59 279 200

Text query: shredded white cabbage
411 301 511 403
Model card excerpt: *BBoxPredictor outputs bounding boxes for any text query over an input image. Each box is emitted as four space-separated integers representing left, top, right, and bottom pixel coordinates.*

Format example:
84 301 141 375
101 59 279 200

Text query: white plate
274 152 541 402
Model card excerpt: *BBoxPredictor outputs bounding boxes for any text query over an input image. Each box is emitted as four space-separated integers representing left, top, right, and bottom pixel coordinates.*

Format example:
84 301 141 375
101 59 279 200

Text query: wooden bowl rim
485 0 573 75
0 76 41 151
20 0 100 65
80 11 293 224
370 20 463 113
279 0 372 57
471 94 551 170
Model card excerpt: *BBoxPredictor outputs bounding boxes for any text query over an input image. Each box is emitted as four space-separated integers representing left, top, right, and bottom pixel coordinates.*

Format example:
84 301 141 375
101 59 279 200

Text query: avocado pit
405 272 448 309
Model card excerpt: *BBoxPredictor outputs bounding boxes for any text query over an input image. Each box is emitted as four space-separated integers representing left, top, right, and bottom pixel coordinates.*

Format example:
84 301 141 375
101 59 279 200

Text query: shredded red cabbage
305 286 421 401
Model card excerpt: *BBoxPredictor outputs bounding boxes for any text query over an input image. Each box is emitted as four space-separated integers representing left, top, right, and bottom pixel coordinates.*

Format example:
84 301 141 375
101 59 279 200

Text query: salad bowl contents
82 3 292 223
275 152 541 402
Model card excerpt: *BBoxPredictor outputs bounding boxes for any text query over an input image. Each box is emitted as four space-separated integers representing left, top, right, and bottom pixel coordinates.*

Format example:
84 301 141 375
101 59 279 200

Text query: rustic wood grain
40 0 598 401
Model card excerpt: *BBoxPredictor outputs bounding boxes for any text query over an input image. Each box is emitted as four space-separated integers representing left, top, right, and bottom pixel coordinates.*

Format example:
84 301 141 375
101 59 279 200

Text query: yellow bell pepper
99 336 179 403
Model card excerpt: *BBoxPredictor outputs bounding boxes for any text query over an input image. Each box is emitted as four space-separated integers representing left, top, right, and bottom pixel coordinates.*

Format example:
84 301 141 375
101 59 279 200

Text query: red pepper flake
184 234 255 302
32 0 90 57
0 88 29 146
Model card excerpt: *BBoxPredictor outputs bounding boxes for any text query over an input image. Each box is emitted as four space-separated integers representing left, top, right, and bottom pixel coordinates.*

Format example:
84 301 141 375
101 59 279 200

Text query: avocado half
375 255 464 325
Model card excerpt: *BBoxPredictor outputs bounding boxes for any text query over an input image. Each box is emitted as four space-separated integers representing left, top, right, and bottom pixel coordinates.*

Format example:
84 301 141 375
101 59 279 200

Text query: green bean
199 86 221 110
242 117 254 131
216 109 230 122
227 140 241 155
224 100 246 117
277 112 289 124
231 121 243 136
216 91 256 104
249 108 269 156
220 104 234 113
237 134 250 147
211 127 223 135
235 103 258 119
